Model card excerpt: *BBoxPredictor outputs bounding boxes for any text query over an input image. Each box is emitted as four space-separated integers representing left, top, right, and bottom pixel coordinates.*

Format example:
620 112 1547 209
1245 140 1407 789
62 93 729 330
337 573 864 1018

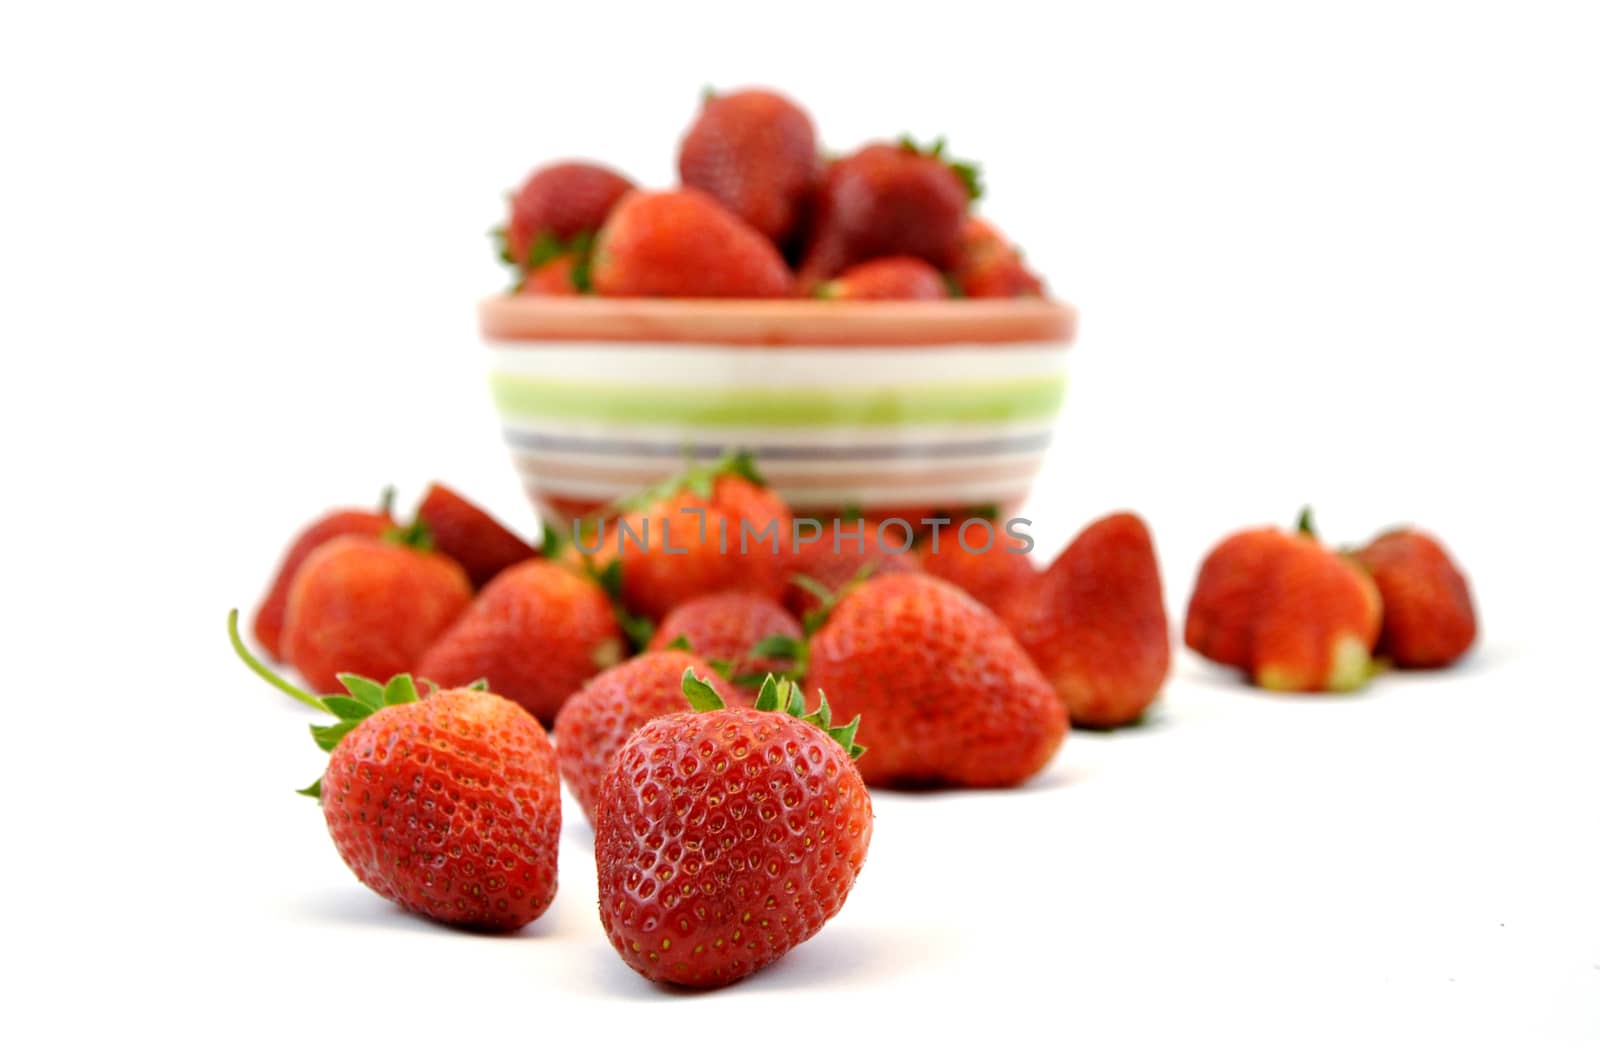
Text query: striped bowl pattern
479 298 1076 520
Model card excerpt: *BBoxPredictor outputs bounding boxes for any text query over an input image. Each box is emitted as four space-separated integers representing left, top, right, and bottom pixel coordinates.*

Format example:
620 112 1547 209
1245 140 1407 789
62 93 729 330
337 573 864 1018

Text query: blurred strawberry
784 518 920 619
951 218 1044 298
647 590 804 679
416 482 537 589
679 87 818 246
797 138 980 286
580 453 794 621
282 533 472 693
417 559 625 725
253 492 396 660
590 189 794 298
1354 528 1476 668
499 161 633 272
919 532 1035 615
1002 513 1169 729
815 256 948 300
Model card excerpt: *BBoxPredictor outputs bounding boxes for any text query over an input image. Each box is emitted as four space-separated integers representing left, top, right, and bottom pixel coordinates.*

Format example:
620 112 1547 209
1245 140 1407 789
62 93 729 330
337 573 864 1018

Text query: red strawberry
678 87 818 246
553 649 739 825
416 559 625 725
1183 526 1287 669
647 591 804 678
231 613 560 931
806 572 1066 787
784 517 919 618
1186 513 1382 692
501 161 633 271
518 252 582 295
950 218 1044 298
416 482 537 589
797 139 980 286
1354 529 1476 668
281 532 472 693
917 528 1035 614
581 454 794 621
589 189 794 298
595 672 871 987
1002 513 1170 729
253 493 396 660
815 256 948 300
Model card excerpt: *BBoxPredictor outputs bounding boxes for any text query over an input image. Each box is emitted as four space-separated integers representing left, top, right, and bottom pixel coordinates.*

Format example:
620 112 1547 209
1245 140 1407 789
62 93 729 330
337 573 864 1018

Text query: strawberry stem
228 609 333 714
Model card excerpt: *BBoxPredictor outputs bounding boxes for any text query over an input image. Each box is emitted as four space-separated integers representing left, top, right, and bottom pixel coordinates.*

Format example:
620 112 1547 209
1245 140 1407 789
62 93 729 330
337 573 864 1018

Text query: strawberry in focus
595 672 871 987
647 591 804 679
797 139 980 286
253 493 396 660
501 161 633 273
678 87 818 247
417 558 625 725
805 572 1066 787
281 530 472 693
553 649 739 824
589 188 794 298
416 482 538 589
1002 513 1170 729
1354 528 1476 668
815 256 948 300
231 612 561 931
950 218 1044 298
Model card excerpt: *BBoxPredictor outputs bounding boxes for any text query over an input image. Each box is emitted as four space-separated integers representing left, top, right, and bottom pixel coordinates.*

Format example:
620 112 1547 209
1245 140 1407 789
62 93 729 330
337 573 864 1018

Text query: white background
2 1 1597 1059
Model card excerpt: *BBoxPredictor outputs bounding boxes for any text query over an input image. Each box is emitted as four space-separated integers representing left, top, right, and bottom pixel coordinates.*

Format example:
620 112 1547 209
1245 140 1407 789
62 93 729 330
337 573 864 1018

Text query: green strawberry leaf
337 674 388 709
382 517 434 552
684 669 865 759
466 678 490 692
320 695 373 722
749 634 805 661
664 634 693 652
1297 506 1318 539
600 451 767 520
297 778 323 800
310 719 358 753
897 134 984 201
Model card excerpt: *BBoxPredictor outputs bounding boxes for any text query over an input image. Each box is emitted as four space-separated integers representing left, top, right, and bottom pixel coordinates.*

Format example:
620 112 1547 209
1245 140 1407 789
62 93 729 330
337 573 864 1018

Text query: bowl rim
479 295 1076 347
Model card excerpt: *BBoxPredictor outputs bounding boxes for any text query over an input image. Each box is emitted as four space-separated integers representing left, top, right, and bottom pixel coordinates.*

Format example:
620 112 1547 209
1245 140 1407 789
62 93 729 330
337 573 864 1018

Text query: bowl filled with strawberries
483 87 1077 523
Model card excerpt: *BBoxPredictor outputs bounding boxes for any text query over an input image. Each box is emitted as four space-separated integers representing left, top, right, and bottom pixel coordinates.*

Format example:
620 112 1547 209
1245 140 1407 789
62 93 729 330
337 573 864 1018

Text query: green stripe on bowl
489 373 1067 426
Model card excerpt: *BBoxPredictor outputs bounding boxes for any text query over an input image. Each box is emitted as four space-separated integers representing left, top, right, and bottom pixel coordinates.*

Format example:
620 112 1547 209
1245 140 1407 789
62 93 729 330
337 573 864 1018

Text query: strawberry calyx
897 134 983 202
607 450 767 519
1296 506 1319 540
382 515 435 551
589 556 657 651
682 669 865 759
227 609 483 798
493 227 597 292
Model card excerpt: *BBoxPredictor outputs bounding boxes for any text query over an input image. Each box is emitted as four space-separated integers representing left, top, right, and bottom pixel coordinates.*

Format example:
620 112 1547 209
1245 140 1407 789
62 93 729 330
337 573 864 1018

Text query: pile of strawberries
495 87 1044 300
233 456 1476 989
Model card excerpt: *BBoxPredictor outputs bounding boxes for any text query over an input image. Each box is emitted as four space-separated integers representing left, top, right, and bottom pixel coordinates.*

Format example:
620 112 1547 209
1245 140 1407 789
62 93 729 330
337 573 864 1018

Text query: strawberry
1353 528 1476 668
580 453 794 621
784 517 919 619
950 218 1044 298
1186 512 1382 692
589 188 794 298
917 528 1035 615
595 672 871 988
281 529 472 693
518 251 583 295
647 591 804 680
553 649 739 825
416 558 625 725
814 256 948 300
797 138 980 286
416 482 538 589
231 612 560 931
499 161 633 273
805 572 1066 787
1001 513 1170 729
253 491 396 660
678 87 818 247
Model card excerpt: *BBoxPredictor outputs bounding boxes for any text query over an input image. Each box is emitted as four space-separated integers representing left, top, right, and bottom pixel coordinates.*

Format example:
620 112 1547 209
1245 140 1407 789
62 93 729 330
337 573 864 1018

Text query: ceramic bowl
478 297 1077 521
